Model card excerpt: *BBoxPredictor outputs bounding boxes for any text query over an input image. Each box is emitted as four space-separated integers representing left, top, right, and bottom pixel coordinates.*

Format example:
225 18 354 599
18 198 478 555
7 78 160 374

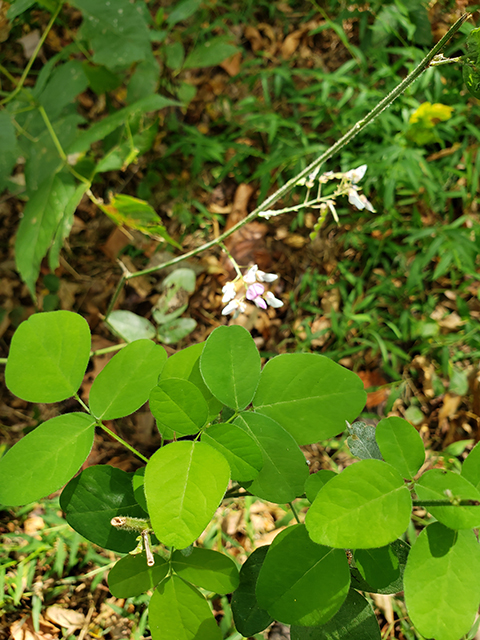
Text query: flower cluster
221 264 283 316
258 164 375 224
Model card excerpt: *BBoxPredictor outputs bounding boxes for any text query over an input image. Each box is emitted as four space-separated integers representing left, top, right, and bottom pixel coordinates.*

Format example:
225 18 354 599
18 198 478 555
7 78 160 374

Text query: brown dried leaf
280 27 308 59
244 25 263 52
438 393 462 422
11 616 58 640
45 607 85 632
220 52 242 77
101 227 131 261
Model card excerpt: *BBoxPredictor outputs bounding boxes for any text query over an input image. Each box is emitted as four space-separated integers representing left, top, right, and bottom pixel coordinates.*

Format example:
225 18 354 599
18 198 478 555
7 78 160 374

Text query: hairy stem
412 499 480 507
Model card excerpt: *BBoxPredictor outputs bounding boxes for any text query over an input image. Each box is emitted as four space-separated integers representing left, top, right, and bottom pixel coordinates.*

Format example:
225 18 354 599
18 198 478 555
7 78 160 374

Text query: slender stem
412 499 480 507
99 422 149 463
0 358 7 364
74 393 90 413
430 55 465 66
289 501 301 524
220 243 243 278
1 1 64 106
122 13 469 283
38 105 67 161
90 343 127 357
105 274 127 317
74 393 149 463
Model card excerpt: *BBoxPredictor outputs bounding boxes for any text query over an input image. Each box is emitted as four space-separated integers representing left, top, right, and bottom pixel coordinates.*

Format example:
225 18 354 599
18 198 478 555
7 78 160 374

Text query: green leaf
48 183 89 272
15 173 80 298
291 589 381 640
67 95 178 154
7 0 37 20
100 194 181 248
0 110 19 193
350 539 410 594
127 51 160 103
144 441 230 548
132 467 148 512
200 325 261 411
166 0 202 26
25 114 84 194
306 459 412 549
149 378 208 436
157 318 197 345
256 525 350 626
253 354 367 445
60 465 148 553
461 441 480 489
106 310 156 342
404 523 480 640
202 422 263 482
415 469 480 529
305 470 336 503
153 268 197 325
160 343 222 421
171 548 239 594
375 416 425 480
39 60 89 121
235 412 309 503
184 37 240 69
5 310 91 402
82 62 122 95
95 121 158 173
89 340 167 420
166 41 185 70
149 575 222 640
72 0 151 70
346 421 383 460
0 413 95 507
231 546 273 637
466 27 480 64
108 553 168 597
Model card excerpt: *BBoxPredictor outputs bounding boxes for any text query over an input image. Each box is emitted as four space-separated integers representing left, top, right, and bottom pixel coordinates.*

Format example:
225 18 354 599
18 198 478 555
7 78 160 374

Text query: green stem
104 274 127 318
38 105 67 161
98 421 149 464
412 499 480 507
74 393 149 463
90 343 128 357
1 1 64 106
0 358 7 364
430 55 465 66
289 501 301 524
120 13 468 284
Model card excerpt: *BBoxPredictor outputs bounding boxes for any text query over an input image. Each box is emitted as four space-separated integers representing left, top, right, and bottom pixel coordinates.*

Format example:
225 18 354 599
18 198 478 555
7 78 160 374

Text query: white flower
257 270 278 283
221 281 236 303
348 187 366 210
359 194 375 212
246 282 265 300
345 164 367 184
243 265 258 284
265 291 283 308
254 297 267 310
222 299 240 315
326 200 339 223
